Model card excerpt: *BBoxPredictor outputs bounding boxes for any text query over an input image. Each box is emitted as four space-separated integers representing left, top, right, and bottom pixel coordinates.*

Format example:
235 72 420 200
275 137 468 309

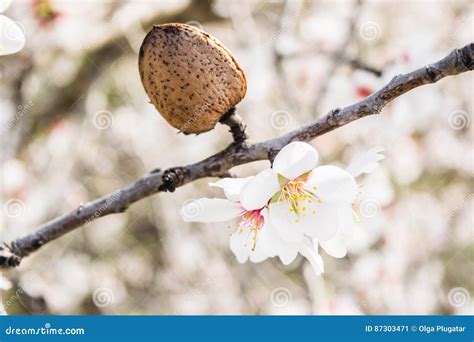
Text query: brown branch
1 43 472 270
219 108 249 146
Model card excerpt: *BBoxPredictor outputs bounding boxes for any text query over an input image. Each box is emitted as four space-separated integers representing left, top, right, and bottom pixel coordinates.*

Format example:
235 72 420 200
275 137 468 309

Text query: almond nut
139 23 247 134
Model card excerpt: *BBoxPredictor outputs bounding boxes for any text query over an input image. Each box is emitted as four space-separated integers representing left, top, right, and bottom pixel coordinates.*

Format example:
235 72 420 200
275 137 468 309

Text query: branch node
425 65 438 82
158 167 188 192
0 244 22 269
268 148 280 164
219 107 248 146
458 43 474 70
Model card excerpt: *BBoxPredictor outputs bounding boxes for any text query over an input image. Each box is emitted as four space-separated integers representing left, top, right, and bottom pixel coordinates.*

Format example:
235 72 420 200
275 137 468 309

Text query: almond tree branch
1 43 472 270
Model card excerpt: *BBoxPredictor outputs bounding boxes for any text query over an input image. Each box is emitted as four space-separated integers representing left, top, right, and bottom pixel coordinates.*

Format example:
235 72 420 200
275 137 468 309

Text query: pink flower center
236 208 265 251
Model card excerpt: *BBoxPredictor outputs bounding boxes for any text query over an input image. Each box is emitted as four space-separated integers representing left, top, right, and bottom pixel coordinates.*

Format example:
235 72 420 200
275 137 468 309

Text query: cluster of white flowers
0 0 25 56
181 141 384 275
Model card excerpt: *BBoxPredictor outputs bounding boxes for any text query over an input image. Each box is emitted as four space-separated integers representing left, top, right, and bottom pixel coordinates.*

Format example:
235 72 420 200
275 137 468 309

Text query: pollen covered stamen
278 179 321 220
235 209 265 251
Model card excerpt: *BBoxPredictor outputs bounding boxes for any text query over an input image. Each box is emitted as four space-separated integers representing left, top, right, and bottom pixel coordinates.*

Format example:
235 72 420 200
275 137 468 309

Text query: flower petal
269 198 340 242
240 168 280 210
338 205 356 238
299 239 324 275
305 165 358 204
249 248 268 263
229 225 268 264
273 141 319 180
319 234 346 258
318 206 354 258
268 201 306 242
0 15 25 56
209 176 254 202
259 210 299 264
180 198 241 222
346 147 385 178
229 231 250 263
0 0 12 13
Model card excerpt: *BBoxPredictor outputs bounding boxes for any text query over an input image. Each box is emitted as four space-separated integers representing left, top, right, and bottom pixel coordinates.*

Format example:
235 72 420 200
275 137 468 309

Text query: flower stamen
278 179 321 220
235 208 265 251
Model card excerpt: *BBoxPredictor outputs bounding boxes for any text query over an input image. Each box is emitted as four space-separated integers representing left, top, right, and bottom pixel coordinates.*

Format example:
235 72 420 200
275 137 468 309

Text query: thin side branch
1 43 472 269
219 108 249 146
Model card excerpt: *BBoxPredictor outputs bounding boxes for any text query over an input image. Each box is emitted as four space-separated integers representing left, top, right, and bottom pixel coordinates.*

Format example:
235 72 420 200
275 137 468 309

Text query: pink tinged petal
305 165 358 204
180 198 242 222
240 168 280 210
346 147 385 178
299 239 324 275
273 141 319 180
0 15 25 56
0 0 12 12
209 176 254 202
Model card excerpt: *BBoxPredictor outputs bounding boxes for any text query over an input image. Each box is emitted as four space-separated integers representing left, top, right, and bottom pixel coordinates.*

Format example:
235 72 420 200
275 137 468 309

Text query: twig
1 43 472 270
219 108 248 146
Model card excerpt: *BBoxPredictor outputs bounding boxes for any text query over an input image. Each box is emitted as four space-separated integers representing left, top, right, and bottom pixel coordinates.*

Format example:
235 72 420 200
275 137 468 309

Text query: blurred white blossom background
0 0 473 315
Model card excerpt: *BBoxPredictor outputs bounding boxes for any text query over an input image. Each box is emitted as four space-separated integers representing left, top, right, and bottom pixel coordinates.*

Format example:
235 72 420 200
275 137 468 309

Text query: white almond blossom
181 142 384 276
0 0 25 56
346 146 385 178
181 176 325 275
315 146 385 259
240 142 357 244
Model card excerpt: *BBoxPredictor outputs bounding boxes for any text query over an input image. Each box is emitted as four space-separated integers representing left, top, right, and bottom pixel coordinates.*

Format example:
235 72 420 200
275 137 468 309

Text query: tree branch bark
1 43 472 270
